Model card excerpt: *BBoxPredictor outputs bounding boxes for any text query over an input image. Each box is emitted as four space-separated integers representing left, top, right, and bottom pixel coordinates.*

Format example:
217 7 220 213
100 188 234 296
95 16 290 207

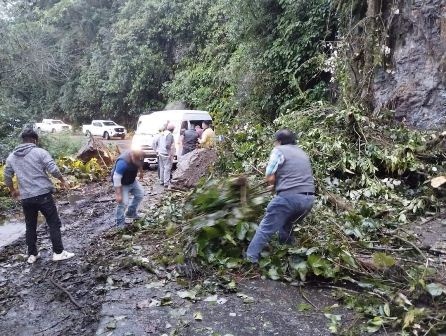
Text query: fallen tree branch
299 286 318 310
394 235 426 260
36 316 69 334
49 278 83 309
325 191 353 212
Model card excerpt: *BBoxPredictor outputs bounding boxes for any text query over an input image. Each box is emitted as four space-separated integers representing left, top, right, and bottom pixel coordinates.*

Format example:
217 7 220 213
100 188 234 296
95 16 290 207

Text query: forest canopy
0 0 349 129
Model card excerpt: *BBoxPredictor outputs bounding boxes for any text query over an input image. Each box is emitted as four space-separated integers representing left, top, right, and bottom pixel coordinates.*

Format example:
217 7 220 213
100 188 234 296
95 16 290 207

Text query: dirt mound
170 149 217 190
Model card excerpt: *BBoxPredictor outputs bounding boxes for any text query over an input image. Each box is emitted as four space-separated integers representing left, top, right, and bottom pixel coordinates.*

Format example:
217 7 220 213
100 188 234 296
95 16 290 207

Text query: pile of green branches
144 106 446 334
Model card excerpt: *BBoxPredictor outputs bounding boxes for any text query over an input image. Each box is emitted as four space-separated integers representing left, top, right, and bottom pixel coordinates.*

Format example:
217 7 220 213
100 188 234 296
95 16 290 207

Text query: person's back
183 128 198 154
3 129 74 263
274 145 314 194
6 143 59 199
158 130 174 156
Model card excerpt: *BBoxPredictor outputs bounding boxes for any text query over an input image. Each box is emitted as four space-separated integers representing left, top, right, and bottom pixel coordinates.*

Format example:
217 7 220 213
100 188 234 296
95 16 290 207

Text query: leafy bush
39 134 85 159
57 157 108 182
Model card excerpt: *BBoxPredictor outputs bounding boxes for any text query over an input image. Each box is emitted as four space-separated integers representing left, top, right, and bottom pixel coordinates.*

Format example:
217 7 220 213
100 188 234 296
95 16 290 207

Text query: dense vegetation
0 0 352 127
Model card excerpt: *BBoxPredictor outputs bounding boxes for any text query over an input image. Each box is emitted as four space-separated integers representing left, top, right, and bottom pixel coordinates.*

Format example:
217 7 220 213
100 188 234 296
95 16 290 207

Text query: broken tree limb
76 135 114 167
325 191 353 212
36 316 69 334
49 278 83 309
394 235 426 260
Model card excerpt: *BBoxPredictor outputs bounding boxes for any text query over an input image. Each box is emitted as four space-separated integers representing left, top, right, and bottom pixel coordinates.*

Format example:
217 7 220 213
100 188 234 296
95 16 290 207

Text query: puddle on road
0 215 26 249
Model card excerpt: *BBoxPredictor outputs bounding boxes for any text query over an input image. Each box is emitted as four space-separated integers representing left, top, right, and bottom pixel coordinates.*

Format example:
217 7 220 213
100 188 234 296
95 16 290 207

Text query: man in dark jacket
182 124 198 155
246 129 315 263
3 129 75 263
112 149 144 227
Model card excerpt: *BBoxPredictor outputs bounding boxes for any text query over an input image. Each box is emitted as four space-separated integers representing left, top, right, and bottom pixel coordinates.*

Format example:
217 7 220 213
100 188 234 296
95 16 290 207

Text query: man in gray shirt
246 129 315 263
3 129 75 263
157 122 175 187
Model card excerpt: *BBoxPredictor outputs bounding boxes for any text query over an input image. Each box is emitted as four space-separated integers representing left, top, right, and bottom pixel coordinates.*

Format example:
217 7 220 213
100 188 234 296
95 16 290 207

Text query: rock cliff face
373 0 446 129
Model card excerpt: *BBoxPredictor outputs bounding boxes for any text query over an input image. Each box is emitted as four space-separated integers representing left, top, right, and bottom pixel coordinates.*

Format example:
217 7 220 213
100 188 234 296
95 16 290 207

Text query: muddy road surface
0 172 350 336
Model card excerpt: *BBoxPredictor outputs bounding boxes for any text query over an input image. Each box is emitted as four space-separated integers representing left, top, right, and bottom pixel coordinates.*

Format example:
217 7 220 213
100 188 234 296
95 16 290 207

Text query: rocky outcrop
373 0 446 129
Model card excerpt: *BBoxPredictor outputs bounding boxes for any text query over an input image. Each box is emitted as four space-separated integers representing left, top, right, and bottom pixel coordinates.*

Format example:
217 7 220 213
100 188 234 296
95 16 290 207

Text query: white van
131 110 212 165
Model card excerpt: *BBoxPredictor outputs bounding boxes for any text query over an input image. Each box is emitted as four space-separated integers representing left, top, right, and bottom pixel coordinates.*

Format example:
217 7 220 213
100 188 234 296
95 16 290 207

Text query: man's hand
58 177 70 190
266 174 276 186
115 187 123 203
139 169 144 181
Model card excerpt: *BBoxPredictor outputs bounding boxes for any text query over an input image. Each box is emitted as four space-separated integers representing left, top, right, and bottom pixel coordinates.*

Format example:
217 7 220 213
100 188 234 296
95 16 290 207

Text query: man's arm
265 148 284 186
3 159 19 199
152 135 159 151
40 149 69 189
113 160 127 203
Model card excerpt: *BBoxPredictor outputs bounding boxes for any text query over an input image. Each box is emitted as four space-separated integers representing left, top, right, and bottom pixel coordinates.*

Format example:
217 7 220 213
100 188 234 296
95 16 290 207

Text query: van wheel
85 131 91 137
51 129 56 133
103 132 110 140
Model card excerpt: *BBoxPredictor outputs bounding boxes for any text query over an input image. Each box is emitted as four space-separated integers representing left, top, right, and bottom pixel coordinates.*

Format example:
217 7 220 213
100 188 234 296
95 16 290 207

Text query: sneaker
53 250 75 262
27 253 41 264
126 212 144 220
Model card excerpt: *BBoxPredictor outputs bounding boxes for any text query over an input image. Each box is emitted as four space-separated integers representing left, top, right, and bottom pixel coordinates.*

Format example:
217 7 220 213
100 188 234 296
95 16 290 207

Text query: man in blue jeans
4 129 75 263
112 149 145 227
246 129 315 263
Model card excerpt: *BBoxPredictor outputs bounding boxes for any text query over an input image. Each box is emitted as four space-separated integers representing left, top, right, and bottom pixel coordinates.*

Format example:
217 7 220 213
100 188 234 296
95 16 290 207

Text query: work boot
53 250 75 261
27 253 41 264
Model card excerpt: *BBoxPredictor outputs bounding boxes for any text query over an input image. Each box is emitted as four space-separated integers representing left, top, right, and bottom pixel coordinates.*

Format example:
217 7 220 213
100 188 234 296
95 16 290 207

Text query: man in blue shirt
112 149 145 227
246 129 315 263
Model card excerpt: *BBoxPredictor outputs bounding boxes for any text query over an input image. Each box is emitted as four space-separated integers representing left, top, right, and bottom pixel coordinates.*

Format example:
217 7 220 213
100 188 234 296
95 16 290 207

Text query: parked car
131 110 212 166
82 120 127 140
35 119 72 133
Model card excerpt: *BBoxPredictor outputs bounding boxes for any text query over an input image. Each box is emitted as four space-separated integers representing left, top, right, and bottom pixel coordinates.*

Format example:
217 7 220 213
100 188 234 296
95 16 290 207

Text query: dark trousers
22 193 64 256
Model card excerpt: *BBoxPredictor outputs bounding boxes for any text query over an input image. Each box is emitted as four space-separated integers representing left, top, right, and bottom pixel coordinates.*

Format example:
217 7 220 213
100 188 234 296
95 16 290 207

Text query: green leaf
372 252 396 268
193 311 203 321
340 251 357 268
297 303 312 312
236 293 255 304
268 266 280 280
366 316 383 333
235 222 249 240
426 283 445 297
176 290 197 300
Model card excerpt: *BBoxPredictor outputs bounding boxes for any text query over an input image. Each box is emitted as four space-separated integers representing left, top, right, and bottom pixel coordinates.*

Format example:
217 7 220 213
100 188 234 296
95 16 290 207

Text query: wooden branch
49 278 83 309
325 191 353 212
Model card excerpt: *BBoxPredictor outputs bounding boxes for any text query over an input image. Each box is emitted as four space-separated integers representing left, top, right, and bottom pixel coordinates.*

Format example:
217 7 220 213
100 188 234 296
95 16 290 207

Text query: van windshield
137 119 180 135
103 121 116 126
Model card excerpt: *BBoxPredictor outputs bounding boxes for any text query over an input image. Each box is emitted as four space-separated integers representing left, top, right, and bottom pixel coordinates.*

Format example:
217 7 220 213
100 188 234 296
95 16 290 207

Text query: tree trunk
361 0 379 112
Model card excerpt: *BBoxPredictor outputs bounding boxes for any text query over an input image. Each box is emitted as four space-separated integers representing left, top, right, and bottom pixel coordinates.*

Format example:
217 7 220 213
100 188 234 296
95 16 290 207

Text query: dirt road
0 172 348 336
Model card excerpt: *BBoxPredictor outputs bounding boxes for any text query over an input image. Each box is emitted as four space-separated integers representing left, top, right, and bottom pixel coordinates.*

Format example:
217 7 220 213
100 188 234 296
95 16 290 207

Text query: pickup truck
82 120 127 140
35 119 72 133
